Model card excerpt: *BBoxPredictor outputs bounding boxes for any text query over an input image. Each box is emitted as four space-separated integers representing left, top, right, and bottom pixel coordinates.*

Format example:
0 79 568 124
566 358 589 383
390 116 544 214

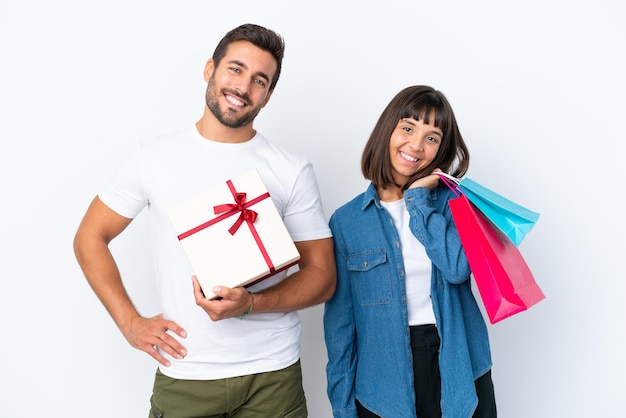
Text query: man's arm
193 237 336 321
73 196 188 366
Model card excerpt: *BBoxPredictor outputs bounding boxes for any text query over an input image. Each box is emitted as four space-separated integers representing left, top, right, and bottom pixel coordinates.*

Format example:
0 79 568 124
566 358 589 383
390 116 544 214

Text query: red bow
213 192 259 235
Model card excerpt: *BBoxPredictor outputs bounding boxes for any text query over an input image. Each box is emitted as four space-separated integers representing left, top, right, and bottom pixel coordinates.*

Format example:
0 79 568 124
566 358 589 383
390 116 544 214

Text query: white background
1 1 625 417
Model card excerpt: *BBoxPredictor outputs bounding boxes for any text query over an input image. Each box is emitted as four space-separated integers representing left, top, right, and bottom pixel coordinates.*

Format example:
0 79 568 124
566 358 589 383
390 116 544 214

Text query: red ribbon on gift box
213 192 259 236
177 179 275 273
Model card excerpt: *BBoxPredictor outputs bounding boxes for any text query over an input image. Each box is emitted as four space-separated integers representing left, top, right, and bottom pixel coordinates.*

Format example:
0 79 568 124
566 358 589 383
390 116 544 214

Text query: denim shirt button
363 261 368 267
395 241 400 248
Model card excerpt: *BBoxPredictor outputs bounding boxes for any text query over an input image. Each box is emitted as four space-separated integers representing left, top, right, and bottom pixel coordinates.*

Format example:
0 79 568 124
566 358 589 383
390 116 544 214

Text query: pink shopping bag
448 192 546 324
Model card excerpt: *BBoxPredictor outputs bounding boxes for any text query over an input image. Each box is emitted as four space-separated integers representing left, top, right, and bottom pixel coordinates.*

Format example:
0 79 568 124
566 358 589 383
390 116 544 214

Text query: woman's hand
408 168 443 190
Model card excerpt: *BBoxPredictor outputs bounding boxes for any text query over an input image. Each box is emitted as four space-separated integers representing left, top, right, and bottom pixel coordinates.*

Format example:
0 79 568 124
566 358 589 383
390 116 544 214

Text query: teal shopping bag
437 173 540 247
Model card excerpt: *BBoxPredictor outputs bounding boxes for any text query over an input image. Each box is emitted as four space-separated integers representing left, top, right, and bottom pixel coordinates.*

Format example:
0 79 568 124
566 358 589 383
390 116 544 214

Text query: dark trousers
356 325 497 418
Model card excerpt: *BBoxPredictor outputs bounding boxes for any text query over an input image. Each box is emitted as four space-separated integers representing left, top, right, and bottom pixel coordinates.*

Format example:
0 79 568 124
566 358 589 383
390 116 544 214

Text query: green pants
148 359 307 418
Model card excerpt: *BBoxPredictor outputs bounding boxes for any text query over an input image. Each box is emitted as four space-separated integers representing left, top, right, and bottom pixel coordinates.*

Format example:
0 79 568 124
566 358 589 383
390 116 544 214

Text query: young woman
324 85 497 418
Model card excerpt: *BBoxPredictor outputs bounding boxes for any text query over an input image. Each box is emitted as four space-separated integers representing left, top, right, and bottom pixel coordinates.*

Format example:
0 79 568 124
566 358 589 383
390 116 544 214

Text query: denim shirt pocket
347 250 392 306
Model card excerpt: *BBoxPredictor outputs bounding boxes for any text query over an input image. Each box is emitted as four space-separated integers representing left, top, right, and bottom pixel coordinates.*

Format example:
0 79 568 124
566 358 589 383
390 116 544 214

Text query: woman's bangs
404 100 449 133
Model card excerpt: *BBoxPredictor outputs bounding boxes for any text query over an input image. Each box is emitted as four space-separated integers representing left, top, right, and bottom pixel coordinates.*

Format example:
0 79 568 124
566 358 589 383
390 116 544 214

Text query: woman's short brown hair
361 85 469 190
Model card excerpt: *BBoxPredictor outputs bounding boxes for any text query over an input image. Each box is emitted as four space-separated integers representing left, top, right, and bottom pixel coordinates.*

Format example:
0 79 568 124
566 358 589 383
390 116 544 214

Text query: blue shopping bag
438 173 540 247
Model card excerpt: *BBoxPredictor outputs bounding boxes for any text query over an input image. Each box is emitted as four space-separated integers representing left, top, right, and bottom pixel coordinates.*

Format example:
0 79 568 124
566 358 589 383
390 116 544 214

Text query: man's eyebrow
228 59 270 83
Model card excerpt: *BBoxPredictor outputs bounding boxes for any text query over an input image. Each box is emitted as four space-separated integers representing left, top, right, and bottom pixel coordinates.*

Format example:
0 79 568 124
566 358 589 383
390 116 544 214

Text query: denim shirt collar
361 183 380 211
361 182 441 211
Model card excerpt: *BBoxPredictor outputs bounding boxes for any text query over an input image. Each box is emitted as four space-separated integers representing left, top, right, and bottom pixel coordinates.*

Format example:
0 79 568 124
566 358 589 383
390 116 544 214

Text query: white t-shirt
381 199 436 326
99 125 331 380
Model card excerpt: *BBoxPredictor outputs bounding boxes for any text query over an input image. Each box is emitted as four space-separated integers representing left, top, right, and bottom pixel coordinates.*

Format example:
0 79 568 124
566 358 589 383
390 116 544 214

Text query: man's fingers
148 345 172 367
191 278 251 321
192 275 208 301
130 315 188 366
212 285 246 301
158 318 188 359
153 332 188 361
164 318 188 339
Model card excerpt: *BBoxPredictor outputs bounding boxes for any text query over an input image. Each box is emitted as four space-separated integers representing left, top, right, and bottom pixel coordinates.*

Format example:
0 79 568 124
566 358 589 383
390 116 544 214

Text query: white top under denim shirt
380 198 436 326
324 183 492 418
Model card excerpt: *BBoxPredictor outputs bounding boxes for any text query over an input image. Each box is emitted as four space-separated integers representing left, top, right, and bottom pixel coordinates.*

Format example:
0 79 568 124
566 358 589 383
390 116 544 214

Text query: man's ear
203 58 215 82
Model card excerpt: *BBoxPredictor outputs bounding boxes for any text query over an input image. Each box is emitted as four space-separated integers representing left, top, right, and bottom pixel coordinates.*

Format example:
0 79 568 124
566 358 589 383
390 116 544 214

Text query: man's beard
205 75 263 129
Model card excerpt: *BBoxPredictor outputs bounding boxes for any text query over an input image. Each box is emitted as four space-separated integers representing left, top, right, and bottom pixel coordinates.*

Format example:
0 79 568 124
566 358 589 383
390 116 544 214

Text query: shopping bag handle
436 172 460 184
436 173 462 197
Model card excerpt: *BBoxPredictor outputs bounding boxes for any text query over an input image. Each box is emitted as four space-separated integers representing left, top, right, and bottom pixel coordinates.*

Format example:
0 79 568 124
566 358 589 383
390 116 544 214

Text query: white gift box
167 169 300 299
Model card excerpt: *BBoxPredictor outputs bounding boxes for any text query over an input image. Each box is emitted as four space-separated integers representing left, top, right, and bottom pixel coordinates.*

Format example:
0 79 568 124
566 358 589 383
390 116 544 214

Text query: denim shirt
324 183 492 418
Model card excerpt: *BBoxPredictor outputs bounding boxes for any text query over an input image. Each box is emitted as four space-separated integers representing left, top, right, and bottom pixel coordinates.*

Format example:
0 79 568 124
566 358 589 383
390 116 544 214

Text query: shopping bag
437 173 540 246
446 191 546 324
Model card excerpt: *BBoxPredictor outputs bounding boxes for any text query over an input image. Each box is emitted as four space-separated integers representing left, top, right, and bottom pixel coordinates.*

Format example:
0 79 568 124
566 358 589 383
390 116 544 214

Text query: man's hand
122 314 188 367
192 276 252 321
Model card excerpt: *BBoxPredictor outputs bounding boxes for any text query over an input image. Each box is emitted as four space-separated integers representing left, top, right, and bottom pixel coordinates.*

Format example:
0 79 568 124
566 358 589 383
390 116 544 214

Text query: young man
73 23 336 418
